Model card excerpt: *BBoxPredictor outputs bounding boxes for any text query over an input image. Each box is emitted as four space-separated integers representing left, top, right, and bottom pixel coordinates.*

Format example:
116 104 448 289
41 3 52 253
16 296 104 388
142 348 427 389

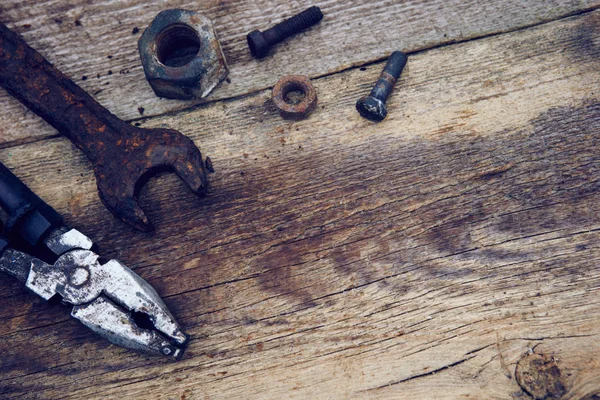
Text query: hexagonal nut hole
138 9 228 100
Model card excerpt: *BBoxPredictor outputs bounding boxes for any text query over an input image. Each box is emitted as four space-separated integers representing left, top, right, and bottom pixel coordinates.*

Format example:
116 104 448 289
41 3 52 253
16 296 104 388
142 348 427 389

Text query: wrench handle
0 23 126 165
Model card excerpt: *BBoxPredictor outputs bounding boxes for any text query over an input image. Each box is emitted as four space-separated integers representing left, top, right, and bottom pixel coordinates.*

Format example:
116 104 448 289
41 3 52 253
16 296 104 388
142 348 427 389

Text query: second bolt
247 6 324 59
356 51 408 122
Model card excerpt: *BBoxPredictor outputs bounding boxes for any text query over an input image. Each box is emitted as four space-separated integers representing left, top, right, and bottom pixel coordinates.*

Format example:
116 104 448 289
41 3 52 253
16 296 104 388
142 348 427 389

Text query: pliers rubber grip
0 162 62 246
0 162 189 358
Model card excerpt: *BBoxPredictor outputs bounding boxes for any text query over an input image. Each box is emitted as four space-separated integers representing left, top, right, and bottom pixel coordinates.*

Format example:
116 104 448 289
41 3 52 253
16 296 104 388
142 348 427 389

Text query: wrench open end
95 127 209 232
97 191 154 232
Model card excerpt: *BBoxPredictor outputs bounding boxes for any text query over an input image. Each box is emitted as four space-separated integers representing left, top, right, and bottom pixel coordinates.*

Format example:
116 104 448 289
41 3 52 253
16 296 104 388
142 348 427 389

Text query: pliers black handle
0 162 189 358
0 162 62 247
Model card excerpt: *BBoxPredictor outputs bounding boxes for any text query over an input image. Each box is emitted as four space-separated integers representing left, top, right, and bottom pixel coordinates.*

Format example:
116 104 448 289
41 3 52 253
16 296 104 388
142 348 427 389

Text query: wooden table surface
1 1 599 399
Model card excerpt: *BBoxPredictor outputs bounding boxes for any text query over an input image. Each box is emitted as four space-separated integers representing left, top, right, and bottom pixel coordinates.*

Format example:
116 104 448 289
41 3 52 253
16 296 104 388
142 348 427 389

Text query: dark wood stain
516 352 568 399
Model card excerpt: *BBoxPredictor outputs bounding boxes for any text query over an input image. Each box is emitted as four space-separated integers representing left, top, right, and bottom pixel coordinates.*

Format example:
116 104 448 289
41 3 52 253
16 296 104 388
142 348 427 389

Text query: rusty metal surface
0 22 208 231
138 9 229 100
272 75 317 120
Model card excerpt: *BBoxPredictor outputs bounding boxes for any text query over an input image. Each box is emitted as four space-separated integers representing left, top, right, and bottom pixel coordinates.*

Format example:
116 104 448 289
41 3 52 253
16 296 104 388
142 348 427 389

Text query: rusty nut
272 75 317 120
138 9 228 100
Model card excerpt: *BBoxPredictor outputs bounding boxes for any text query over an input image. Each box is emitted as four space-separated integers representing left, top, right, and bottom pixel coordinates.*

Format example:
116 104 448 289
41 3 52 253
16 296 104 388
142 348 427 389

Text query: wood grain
0 7 599 400
0 0 599 146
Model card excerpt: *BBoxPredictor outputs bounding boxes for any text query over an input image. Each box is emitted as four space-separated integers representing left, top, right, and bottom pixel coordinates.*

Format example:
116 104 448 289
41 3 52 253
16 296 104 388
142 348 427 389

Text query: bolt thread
382 51 408 80
370 51 408 101
264 6 323 45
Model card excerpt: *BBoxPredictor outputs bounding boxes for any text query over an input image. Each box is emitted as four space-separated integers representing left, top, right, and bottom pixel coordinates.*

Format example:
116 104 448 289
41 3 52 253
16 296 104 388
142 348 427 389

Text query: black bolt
356 51 408 122
247 6 323 59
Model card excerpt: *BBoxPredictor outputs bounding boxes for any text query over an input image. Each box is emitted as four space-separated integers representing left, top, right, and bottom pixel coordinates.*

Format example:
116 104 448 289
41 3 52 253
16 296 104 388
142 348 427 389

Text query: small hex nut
138 9 228 100
272 75 317 120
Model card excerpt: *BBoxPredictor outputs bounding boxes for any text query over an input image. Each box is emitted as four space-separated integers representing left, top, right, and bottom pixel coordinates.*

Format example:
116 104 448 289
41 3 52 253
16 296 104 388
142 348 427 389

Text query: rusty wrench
0 23 208 231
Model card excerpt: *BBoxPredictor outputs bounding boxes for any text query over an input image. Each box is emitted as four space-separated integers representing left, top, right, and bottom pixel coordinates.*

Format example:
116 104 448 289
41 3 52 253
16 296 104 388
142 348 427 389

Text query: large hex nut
138 9 228 100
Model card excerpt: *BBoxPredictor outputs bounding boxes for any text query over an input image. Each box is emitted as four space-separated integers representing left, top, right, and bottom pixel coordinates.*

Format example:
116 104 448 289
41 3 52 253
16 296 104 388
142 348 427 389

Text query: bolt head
356 96 387 122
247 30 270 59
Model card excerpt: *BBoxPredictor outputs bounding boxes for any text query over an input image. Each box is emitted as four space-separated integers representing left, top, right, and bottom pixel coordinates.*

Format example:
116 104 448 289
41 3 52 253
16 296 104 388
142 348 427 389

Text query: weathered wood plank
0 0 599 146
0 9 599 400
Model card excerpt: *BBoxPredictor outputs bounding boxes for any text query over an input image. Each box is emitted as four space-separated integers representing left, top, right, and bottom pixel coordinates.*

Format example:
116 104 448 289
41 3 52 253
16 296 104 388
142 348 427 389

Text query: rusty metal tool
0 161 188 358
0 23 208 231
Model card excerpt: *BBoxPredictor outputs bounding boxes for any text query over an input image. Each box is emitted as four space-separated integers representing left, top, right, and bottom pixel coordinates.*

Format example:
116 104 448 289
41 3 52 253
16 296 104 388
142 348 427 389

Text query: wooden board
0 4 600 400
0 0 599 146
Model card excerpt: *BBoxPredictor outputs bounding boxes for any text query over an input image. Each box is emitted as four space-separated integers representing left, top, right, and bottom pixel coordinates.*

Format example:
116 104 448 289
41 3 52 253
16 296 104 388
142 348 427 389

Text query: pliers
0 161 188 359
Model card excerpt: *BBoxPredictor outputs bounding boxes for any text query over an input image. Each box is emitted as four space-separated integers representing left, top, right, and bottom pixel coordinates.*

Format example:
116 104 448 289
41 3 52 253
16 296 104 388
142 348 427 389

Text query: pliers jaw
0 162 188 358
1 229 189 359
73 296 187 359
